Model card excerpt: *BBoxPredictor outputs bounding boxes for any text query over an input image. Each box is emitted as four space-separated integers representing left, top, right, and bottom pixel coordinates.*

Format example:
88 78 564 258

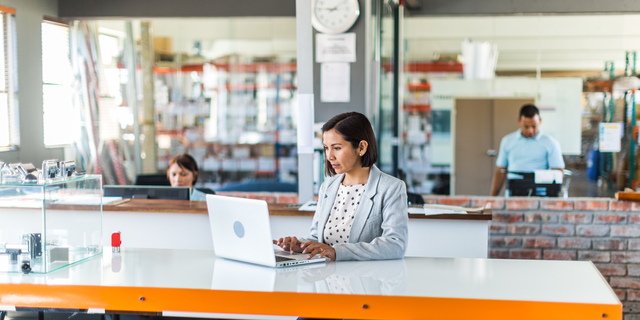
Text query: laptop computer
206 194 327 268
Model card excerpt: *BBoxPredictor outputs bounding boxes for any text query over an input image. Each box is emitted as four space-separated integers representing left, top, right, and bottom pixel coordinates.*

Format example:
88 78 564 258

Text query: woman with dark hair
167 153 207 201
275 112 408 261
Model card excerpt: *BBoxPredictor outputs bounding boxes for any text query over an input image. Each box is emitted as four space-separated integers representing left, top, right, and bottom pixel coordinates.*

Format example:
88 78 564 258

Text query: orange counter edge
0 284 622 320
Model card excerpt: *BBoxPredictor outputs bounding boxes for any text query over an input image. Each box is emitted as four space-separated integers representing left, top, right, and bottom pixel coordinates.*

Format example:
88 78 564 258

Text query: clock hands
319 0 345 12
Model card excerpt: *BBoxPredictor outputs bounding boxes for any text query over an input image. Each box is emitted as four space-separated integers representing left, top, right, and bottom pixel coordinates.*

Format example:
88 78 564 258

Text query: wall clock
311 0 360 34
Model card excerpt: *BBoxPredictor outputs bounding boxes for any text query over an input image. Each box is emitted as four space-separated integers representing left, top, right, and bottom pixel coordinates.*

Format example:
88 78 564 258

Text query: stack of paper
409 204 489 216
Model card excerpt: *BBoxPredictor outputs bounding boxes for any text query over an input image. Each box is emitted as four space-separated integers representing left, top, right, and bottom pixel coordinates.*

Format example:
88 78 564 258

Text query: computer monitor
104 185 190 200
134 174 171 186
506 172 561 197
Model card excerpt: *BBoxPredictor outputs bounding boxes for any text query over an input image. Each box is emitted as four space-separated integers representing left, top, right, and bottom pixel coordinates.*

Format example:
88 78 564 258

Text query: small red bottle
111 232 122 253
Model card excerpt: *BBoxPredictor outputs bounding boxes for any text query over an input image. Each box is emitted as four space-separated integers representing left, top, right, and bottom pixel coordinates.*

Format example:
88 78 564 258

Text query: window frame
0 6 19 152
42 17 75 148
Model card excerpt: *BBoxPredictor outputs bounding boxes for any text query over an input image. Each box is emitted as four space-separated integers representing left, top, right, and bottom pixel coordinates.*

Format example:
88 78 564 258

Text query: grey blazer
308 165 408 261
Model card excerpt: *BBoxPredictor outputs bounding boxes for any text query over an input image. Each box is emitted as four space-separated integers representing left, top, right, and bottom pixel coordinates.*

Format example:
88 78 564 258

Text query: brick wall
424 195 640 317
217 192 639 315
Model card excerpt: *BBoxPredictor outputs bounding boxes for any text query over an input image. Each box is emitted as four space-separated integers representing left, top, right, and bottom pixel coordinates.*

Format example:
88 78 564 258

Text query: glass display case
0 175 102 273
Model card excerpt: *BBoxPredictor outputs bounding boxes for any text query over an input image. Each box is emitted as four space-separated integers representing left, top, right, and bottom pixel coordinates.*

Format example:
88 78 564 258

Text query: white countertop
0 247 618 306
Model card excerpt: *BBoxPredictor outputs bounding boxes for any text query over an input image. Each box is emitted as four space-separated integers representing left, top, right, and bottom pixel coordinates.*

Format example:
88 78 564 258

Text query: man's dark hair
321 112 378 177
519 104 540 119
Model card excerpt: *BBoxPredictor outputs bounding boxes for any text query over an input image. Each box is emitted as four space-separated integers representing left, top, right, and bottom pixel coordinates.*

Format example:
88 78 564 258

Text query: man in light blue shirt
490 104 564 196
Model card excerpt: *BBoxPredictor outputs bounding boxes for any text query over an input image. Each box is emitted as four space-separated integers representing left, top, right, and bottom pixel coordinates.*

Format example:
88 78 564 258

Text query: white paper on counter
298 200 318 211
321 62 350 103
424 208 467 215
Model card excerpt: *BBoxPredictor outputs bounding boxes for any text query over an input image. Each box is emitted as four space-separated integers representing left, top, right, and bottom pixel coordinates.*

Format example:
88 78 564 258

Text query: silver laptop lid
206 194 277 267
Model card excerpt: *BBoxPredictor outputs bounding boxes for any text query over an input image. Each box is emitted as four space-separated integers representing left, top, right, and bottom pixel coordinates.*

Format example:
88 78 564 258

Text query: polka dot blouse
323 183 366 246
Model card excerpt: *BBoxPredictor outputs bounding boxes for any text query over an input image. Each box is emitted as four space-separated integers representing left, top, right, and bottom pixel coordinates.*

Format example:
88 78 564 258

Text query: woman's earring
359 153 362 156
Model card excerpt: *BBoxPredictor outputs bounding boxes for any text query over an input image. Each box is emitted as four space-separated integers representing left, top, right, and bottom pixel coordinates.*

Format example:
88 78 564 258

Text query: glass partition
84 18 298 190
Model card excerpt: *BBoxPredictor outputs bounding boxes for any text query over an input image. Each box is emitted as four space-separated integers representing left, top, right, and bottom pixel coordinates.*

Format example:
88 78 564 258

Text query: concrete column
140 21 157 173
296 0 315 203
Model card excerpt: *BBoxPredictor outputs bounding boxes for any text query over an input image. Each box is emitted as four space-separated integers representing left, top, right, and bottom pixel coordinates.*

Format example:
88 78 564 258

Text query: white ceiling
97 14 640 71
403 14 640 71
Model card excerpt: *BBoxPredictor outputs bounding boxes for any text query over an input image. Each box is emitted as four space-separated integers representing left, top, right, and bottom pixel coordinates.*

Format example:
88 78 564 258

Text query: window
42 19 75 147
0 7 18 150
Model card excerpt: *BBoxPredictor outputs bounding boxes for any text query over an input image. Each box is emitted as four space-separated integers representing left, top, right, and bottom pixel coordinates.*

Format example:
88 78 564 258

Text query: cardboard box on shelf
259 144 275 158
153 37 173 54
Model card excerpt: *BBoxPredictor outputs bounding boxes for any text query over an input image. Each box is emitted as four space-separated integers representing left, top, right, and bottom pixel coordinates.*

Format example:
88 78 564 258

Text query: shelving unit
581 54 640 191
401 61 463 194
153 57 298 190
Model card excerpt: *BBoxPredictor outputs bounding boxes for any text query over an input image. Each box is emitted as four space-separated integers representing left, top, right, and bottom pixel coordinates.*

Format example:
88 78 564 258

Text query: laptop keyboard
275 255 295 262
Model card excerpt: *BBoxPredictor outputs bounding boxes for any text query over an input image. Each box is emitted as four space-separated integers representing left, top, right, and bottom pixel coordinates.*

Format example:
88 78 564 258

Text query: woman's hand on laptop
301 241 336 261
273 236 304 253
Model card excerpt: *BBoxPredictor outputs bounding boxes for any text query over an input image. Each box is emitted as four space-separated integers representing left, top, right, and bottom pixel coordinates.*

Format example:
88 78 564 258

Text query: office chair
196 188 216 195
407 192 425 205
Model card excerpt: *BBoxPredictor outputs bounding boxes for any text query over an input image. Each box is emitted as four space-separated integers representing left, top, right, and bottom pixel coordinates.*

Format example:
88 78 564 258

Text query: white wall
98 18 297 61
0 0 62 164
404 15 640 71
430 77 583 165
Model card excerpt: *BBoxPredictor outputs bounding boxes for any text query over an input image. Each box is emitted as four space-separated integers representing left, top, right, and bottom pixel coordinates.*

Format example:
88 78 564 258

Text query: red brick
560 213 593 224
422 195 443 202
489 249 509 259
578 251 611 262
613 252 640 263
614 289 626 301
577 225 610 237
542 225 575 236
611 200 640 212
612 226 640 237
275 193 299 204
507 224 541 235
630 215 640 225
505 199 540 210
470 197 505 210
624 313 640 320
437 197 471 207
540 199 574 211
216 191 248 198
630 239 640 250
524 213 558 223
523 237 556 248
510 249 541 259
628 290 640 301
490 237 522 248
594 263 627 276
574 199 610 211
543 250 576 260
623 302 640 313
557 238 591 249
628 264 640 276
610 277 640 289
593 239 626 251
595 213 628 224
492 213 524 223
245 193 276 203
489 223 507 235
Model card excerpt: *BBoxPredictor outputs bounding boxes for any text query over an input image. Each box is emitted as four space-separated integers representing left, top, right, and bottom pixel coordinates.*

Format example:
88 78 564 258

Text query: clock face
312 0 360 34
